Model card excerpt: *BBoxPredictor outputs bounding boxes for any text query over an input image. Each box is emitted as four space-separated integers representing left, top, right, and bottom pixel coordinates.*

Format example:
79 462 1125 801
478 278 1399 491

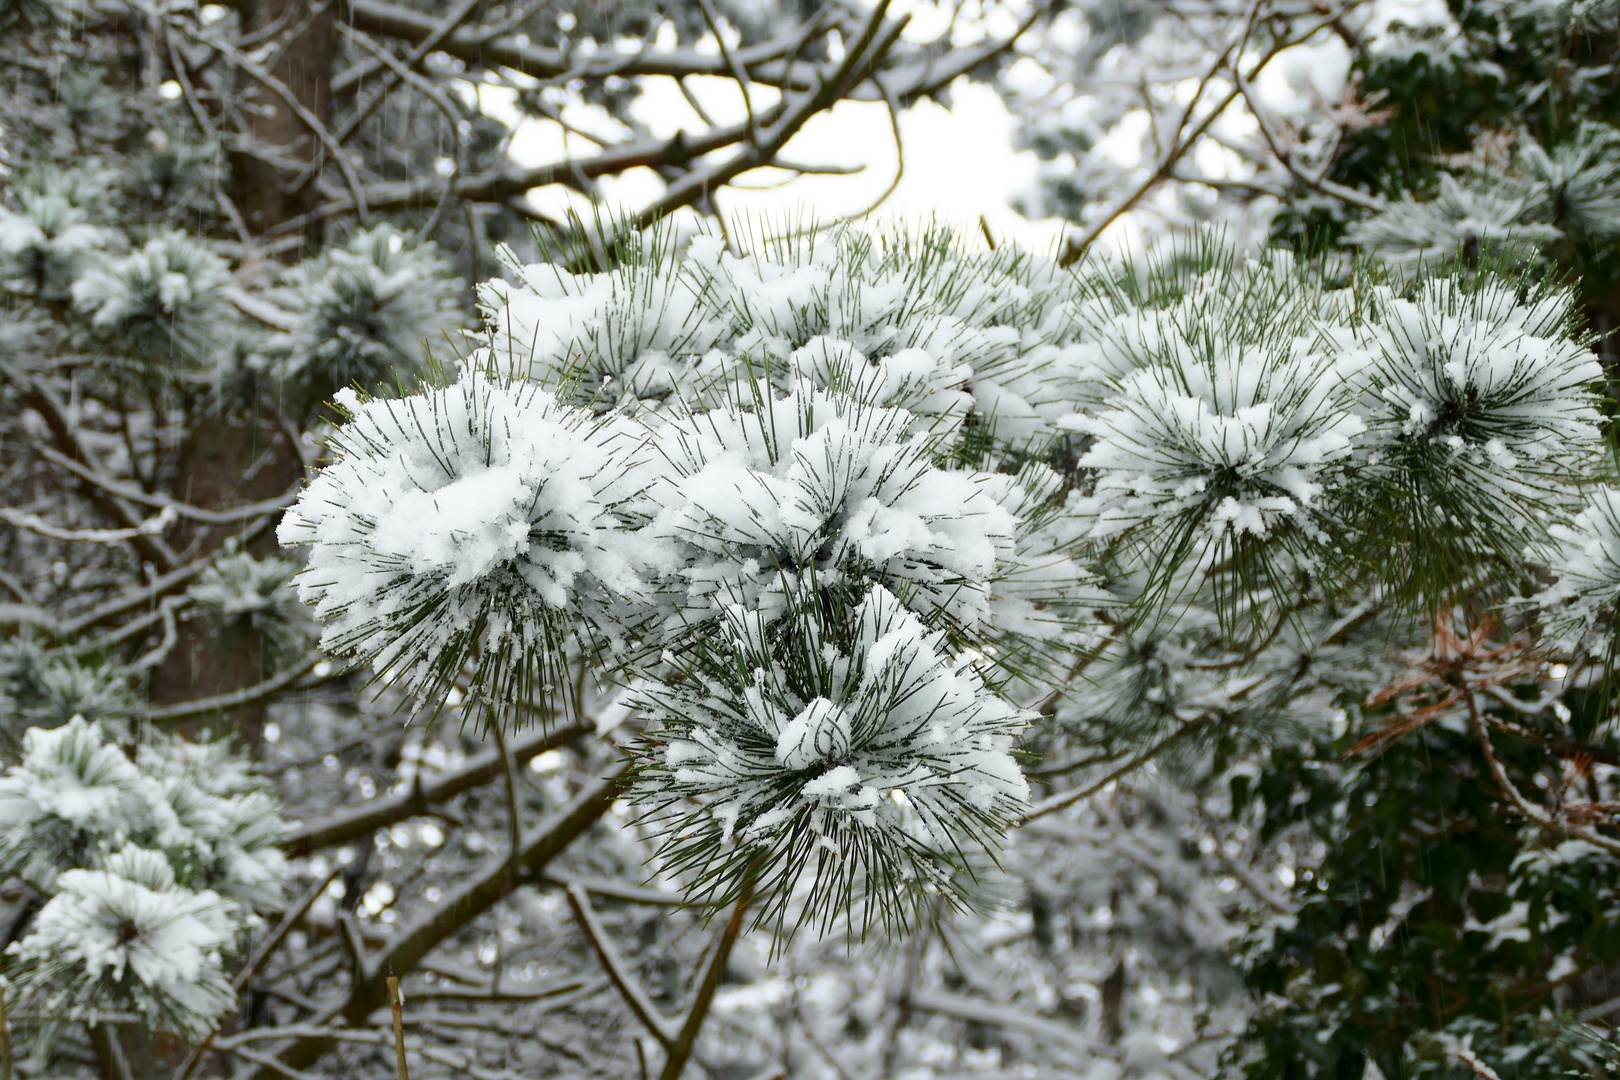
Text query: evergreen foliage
8 0 1620 1077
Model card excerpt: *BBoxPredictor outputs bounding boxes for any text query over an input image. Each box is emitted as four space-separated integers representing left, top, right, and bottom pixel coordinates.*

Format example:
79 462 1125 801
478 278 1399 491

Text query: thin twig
566 884 678 1048
172 867 345 1080
1021 718 1210 824
658 876 756 1080
0 980 12 1080
388 972 410 1080
134 656 325 723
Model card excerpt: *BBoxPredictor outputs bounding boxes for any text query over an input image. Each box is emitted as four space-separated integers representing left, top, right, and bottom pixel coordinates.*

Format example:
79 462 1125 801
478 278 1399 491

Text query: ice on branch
645 383 1017 636
1536 488 1620 655
278 371 653 714
5 845 238 1043
261 225 463 410
631 585 1030 937
71 230 232 373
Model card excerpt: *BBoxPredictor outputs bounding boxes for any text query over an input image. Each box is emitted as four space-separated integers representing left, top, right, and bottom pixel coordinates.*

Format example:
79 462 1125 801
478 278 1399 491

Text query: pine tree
7 2 1620 1079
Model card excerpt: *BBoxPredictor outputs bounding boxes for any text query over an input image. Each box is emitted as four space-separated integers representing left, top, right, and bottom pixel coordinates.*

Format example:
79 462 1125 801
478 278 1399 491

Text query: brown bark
146 410 302 744
1100 952 1126 1045
148 0 334 744
228 0 339 240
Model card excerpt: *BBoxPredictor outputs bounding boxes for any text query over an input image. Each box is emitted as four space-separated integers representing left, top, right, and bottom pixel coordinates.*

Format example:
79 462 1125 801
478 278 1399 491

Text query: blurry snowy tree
5 3 1620 1080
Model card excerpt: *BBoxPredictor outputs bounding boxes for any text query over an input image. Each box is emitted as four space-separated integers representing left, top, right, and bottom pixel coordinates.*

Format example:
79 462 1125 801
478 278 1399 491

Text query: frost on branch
644 382 1017 639
631 585 1030 938
277 371 653 716
1536 487 1620 655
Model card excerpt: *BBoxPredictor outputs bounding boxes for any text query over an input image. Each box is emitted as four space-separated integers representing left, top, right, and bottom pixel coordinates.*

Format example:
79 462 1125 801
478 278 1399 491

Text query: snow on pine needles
278 223 1611 939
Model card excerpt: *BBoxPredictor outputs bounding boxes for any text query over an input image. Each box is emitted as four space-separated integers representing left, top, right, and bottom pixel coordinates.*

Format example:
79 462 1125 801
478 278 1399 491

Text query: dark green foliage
1232 702 1620 1078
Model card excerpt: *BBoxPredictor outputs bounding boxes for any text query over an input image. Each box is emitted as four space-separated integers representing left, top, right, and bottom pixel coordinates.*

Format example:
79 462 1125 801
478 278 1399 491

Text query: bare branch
283 722 593 857
0 505 175 545
566 885 679 1049
658 878 756 1080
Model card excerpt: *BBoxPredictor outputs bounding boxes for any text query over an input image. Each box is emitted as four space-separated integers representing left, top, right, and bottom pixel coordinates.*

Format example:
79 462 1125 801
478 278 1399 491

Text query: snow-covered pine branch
0 717 288 1050
281 222 1610 942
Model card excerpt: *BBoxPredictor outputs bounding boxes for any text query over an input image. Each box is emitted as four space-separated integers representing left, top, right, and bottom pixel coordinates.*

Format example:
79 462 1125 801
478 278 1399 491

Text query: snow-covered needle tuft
278 370 654 717
1536 487 1620 655
71 230 232 374
5 845 239 1043
631 585 1030 939
262 225 462 410
645 382 1016 639
1351 276 1602 590
1066 252 1364 589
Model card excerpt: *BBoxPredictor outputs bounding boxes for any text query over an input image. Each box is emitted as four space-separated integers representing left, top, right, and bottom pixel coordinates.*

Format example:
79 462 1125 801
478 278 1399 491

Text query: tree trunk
229 0 339 242
146 0 335 741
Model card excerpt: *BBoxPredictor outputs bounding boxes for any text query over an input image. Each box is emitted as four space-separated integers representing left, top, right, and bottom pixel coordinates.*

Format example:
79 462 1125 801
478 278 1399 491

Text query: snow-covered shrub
71 230 233 374
0 718 287 1046
261 225 462 410
631 585 1030 936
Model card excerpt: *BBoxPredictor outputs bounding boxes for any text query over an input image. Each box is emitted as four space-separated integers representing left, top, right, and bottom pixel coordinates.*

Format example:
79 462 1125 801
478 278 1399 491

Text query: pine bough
279 227 1611 942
